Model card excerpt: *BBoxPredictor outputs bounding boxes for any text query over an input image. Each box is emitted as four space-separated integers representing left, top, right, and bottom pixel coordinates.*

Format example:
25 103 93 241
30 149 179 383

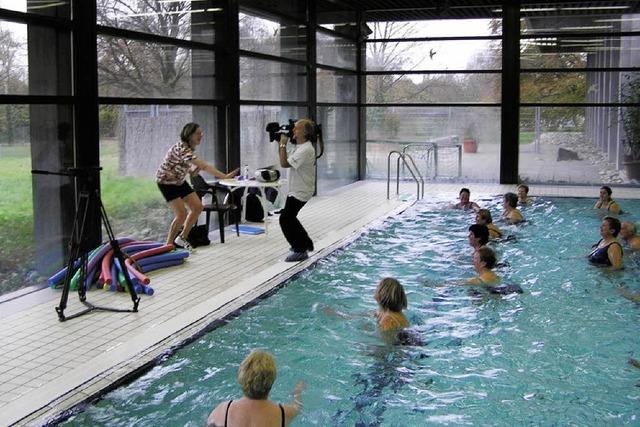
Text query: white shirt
287 141 316 202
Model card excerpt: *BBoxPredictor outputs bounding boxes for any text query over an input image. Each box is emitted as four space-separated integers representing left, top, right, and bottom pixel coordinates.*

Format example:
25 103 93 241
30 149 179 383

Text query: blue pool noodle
135 250 189 267
139 259 184 273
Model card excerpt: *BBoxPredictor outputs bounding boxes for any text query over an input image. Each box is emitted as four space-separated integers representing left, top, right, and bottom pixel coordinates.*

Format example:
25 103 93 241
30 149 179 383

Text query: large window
364 19 501 182
519 8 640 184
97 0 219 43
99 104 218 242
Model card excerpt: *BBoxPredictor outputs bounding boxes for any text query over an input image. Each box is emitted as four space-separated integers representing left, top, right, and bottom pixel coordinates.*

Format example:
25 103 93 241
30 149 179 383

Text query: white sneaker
174 235 195 253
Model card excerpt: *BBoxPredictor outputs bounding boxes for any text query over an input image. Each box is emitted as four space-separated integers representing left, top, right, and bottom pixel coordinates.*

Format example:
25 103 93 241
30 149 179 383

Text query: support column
500 1 520 184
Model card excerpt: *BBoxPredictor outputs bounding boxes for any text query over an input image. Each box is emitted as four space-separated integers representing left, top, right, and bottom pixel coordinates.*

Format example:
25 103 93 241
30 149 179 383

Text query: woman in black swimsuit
207 349 304 426
588 216 623 269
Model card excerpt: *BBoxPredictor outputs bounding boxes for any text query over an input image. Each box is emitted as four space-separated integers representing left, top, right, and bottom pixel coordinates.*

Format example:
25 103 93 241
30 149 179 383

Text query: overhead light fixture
595 17 640 23
560 6 630 11
27 1 68 10
123 8 209 17
559 26 613 30
521 7 558 13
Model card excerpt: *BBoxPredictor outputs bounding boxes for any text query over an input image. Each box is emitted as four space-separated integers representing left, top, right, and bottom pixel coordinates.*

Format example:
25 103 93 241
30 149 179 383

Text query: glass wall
240 105 307 173
99 105 217 243
519 8 640 184
0 104 73 295
317 106 358 191
366 106 500 180
364 19 502 181
97 0 218 43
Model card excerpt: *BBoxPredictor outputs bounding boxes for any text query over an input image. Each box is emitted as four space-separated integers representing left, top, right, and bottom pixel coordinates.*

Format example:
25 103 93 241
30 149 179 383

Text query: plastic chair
190 174 240 243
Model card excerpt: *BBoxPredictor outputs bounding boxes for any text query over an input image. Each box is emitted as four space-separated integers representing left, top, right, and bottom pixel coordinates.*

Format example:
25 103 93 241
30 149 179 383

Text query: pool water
63 196 640 426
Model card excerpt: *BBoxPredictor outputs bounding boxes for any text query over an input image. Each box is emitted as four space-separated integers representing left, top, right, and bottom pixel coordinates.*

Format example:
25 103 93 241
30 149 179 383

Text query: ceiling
328 1 640 22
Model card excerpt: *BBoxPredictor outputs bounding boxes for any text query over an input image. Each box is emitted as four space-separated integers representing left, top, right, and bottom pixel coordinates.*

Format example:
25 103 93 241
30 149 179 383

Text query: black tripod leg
55 192 90 321
111 240 140 311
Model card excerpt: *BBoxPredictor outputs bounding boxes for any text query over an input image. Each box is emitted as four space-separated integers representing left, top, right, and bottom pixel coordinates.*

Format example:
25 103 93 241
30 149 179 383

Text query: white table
217 178 287 234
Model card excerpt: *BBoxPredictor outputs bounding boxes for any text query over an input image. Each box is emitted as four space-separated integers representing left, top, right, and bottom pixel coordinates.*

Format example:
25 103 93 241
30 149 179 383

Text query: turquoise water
64 196 640 426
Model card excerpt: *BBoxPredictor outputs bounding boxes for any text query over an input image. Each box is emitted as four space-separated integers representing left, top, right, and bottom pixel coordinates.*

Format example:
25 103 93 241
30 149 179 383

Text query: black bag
187 224 211 247
228 187 279 223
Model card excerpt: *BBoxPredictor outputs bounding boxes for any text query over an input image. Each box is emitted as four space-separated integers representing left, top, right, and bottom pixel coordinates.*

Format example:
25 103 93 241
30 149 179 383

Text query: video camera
266 119 324 159
266 120 295 142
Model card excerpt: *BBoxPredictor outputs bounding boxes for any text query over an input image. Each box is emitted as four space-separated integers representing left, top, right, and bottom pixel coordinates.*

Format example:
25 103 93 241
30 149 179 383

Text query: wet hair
622 221 637 235
238 349 276 399
376 277 407 313
469 224 489 246
477 246 497 269
180 122 200 144
600 185 612 196
459 188 471 196
296 118 316 141
517 184 529 194
603 216 621 237
504 192 518 208
477 208 494 224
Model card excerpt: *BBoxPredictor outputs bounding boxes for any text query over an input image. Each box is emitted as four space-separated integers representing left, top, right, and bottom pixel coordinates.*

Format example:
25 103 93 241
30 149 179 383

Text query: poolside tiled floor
0 181 638 426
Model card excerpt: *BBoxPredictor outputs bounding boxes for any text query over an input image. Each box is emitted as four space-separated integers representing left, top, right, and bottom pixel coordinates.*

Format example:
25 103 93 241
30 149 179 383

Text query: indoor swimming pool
62 195 640 426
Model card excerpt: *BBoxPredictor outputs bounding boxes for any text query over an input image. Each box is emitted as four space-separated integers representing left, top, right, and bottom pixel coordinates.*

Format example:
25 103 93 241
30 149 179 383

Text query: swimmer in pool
207 349 304 427
517 184 531 205
588 216 623 270
450 188 480 211
374 278 409 340
476 209 503 239
502 192 524 224
620 221 640 251
468 223 490 252
466 246 500 286
594 185 621 214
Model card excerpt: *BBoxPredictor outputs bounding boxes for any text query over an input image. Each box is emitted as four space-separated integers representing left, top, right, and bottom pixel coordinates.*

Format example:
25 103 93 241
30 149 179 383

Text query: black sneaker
285 251 308 262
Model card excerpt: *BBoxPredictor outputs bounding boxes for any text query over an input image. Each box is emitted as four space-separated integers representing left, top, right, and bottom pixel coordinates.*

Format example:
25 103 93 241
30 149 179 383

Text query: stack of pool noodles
47 237 189 295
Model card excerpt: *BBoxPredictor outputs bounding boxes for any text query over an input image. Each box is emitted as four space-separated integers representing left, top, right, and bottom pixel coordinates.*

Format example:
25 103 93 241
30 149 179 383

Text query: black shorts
157 181 195 202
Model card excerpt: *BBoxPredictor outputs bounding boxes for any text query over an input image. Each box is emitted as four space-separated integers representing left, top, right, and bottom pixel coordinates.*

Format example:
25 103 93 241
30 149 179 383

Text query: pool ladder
387 151 424 200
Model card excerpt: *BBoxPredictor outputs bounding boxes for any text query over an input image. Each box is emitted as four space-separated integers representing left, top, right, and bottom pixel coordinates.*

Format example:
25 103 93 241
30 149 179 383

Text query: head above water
503 192 518 208
375 277 407 313
602 216 621 237
238 349 277 400
600 185 613 196
476 246 497 270
621 221 637 239
469 223 489 247
476 209 494 225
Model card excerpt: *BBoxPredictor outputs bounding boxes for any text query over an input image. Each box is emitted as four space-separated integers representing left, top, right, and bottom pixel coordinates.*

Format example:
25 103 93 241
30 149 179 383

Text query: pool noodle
123 244 175 283
139 259 185 273
135 250 189 267
96 237 136 284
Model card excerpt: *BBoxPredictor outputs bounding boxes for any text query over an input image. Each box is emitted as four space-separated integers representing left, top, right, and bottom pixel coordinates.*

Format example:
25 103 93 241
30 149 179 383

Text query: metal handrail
387 150 424 200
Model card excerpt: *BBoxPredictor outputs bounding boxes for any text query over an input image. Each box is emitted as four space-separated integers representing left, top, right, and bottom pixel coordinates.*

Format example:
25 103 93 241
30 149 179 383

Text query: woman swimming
588 216 623 270
476 209 503 239
594 185 621 214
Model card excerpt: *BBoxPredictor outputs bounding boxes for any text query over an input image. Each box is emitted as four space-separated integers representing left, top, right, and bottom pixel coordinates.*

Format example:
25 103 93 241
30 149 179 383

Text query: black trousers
279 196 313 252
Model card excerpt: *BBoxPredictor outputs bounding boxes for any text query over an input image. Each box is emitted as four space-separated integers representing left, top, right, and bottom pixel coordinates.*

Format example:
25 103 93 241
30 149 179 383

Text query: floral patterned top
155 142 199 185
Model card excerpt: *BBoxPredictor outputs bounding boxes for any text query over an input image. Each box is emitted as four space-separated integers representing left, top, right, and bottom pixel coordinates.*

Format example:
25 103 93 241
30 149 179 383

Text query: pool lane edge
9 198 414 427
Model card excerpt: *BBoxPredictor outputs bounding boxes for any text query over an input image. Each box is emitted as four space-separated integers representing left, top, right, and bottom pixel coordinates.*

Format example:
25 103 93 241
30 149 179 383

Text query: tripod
32 168 140 321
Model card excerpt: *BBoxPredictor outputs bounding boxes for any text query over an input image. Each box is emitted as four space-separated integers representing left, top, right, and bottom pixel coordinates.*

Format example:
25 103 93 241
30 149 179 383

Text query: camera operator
277 119 316 262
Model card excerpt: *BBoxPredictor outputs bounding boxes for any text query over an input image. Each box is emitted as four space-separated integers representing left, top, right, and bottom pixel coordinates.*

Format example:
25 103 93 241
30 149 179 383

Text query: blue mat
230 225 265 235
